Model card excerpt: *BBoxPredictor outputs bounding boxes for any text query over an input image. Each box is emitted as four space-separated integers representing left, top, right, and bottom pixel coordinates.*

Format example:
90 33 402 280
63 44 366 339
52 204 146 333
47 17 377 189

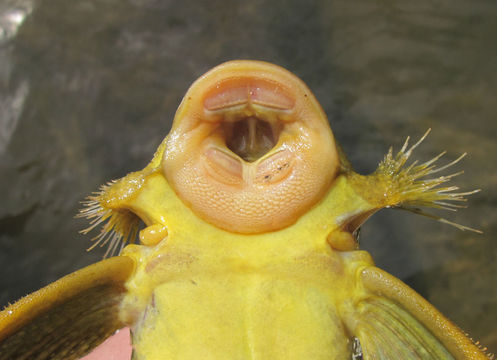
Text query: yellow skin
0 61 491 359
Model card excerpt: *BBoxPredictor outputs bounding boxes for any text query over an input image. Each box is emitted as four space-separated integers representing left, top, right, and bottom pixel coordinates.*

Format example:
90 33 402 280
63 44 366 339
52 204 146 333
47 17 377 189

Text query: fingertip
80 327 132 360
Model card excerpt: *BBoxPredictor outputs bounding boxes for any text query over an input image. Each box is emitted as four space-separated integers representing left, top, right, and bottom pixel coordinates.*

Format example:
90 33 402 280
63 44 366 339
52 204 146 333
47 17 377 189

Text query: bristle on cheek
367 129 481 233
77 183 142 258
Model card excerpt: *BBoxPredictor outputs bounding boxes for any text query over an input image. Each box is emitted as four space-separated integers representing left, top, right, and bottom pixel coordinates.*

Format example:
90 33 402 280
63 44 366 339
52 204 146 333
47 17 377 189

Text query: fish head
78 60 477 255
162 60 340 233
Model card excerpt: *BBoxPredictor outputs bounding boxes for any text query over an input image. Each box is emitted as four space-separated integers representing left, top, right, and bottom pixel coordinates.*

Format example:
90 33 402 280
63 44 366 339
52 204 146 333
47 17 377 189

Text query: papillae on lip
162 60 339 233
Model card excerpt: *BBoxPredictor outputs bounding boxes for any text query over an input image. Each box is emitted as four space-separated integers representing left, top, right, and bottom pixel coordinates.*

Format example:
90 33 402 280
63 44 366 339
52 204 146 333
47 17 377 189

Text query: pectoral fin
0 256 134 360
349 266 488 360
347 266 489 360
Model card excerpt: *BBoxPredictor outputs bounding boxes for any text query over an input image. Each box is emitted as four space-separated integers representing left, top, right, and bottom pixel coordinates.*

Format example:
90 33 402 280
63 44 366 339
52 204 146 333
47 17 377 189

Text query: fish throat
225 116 278 162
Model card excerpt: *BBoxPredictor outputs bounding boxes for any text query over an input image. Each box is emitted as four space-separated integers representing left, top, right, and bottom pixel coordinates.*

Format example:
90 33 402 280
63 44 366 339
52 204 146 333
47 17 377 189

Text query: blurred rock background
0 0 496 353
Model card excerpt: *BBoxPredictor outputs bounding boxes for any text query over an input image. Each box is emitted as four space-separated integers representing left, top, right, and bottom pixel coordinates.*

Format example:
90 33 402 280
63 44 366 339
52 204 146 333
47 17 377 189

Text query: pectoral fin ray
350 266 490 360
0 256 134 360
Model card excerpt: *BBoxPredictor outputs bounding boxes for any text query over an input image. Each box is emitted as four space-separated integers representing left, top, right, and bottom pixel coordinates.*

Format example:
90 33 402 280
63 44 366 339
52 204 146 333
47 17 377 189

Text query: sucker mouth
224 116 279 162
202 76 295 163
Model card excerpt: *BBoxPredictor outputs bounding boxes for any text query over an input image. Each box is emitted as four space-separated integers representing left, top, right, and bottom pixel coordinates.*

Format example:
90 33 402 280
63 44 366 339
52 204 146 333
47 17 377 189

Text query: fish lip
162 61 340 233
201 112 286 164
200 86 291 163
202 76 296 112
197 73 299 163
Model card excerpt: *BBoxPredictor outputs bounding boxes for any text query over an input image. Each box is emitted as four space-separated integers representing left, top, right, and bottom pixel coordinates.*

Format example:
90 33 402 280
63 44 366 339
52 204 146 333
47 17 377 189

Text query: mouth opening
225 117 279 162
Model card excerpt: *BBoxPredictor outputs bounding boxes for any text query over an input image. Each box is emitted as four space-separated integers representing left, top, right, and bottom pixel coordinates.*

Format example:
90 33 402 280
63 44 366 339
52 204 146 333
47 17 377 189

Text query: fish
0 60 491 359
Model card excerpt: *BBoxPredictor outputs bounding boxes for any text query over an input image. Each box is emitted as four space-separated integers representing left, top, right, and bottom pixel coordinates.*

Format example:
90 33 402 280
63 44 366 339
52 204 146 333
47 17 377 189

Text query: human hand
80 327 132 360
